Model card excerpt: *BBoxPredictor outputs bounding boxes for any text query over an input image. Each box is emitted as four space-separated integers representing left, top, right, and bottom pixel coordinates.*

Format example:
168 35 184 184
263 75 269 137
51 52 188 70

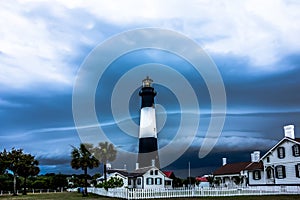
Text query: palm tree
18 154 40 195
94 142 117 184
70 143 99 196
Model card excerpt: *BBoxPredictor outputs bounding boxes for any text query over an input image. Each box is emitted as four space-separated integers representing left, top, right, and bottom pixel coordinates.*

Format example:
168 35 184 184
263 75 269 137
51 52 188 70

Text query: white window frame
277 147 285 159
296 164 300 178
253 170 261 180
137 178 141 185
293 145 300 157
276 165 286 179
155 177 162 185
146 177 153 185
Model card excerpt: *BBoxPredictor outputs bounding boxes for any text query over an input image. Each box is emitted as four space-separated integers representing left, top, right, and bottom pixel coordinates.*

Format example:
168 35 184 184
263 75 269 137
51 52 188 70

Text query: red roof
196 176 208 182
163 171 174 178
245 161 263 171
213 162 251 175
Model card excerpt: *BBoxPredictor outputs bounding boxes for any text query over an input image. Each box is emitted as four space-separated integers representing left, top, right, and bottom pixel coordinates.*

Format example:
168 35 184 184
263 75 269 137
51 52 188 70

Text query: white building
213 158 251 187
251 125 300 186
97 162 173 189
129 166 173 189
213 125 300 187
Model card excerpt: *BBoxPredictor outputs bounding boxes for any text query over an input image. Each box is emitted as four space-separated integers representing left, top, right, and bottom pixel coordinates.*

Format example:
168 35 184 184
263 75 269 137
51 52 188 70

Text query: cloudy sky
1 0 300 177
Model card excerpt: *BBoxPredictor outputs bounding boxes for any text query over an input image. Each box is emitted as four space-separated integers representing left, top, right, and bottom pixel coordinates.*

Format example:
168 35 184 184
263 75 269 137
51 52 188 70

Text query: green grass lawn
0 192 110 200
0 192 299 200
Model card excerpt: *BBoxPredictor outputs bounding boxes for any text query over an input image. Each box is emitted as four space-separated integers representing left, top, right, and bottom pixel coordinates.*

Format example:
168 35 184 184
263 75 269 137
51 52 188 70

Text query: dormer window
277 147 285 159
292 145 300 157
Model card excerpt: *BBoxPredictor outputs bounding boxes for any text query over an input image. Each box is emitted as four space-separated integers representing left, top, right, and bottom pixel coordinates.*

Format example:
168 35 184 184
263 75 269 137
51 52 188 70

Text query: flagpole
188 161 191 186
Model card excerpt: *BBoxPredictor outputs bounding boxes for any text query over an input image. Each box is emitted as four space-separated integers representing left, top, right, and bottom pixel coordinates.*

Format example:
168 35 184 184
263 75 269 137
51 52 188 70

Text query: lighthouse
137 76 160 168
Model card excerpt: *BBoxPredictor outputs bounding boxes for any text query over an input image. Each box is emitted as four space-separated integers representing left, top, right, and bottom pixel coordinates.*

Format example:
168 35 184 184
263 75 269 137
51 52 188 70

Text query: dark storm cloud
0 93 73 134
210 53 300 111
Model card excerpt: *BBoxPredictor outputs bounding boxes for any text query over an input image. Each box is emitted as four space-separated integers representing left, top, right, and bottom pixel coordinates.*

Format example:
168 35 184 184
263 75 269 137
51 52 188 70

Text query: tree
0 174 14 191
94 142 117 185
70 143 99 196
93 142 117 184
91 173 102 186
0 149 8 174
5 148 24 196
51 173 68 191
97 177 123 189
5 148 40 196
18 154 40 195
233 176 242 186
207 175 215 187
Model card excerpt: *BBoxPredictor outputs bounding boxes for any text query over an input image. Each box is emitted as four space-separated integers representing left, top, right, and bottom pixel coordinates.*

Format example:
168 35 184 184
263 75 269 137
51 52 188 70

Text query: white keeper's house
97 161 173 189
213 125 300 187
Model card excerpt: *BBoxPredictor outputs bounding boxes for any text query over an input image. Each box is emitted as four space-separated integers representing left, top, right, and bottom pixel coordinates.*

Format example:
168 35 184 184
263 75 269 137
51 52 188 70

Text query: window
137 178 141 185
128 179 132 185
146 177 153 185
266 157 270 163
277 147 285 159
253 170 261 180
154 170 158 175
293 145 300 157
267 168 273 179
295 164 300 178
275 165 286 179
165 180 171 185
150 170 153 175
155 178 162 185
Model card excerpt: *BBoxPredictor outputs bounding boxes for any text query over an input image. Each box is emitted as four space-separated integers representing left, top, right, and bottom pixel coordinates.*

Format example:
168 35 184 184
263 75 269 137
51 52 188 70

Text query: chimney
222 158 227 166
106 163 112 170
284 125 295 139
136 163 139 170
124 164 127 170
251 153 254 162
151 159 155 167
251 151 260 162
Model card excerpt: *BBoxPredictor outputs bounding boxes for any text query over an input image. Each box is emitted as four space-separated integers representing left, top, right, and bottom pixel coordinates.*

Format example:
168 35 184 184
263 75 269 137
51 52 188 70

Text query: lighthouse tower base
138 137 160 168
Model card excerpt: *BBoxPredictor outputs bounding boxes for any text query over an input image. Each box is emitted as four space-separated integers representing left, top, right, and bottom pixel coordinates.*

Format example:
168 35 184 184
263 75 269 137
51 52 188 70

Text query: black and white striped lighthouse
137 76 160 168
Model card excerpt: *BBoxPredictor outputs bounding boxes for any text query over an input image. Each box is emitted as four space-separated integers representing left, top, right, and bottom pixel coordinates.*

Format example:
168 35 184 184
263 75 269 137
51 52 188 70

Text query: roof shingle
213 162 251 175
245 161 263 171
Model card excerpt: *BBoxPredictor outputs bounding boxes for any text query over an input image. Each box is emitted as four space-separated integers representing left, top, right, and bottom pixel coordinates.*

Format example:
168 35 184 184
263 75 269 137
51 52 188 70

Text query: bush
96 177 123 189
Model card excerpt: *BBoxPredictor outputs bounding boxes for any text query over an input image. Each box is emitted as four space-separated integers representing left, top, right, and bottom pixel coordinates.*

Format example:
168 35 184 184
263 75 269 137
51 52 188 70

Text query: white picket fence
0 189 63 196
88 186 300 199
